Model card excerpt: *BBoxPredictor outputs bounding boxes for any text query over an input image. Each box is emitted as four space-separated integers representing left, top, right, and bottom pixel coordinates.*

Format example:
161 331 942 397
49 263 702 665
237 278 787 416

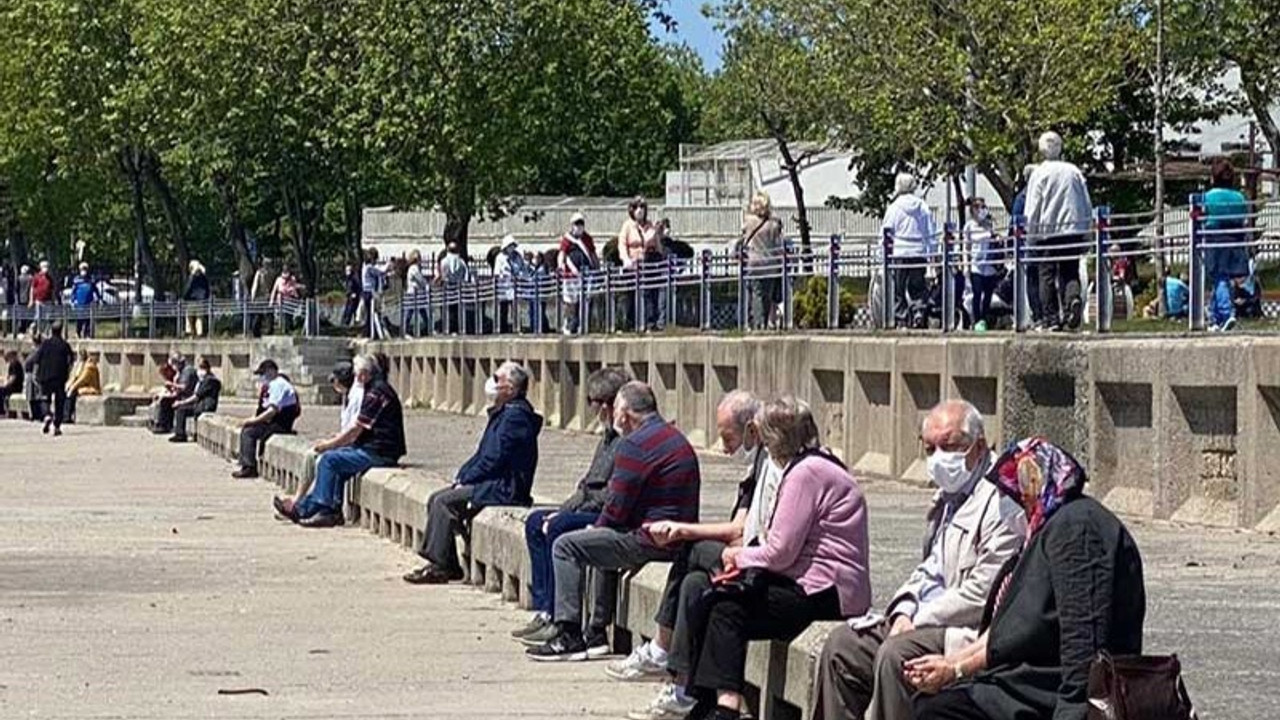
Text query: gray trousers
812 620 946 720
420 485 475 575
552 526 674 632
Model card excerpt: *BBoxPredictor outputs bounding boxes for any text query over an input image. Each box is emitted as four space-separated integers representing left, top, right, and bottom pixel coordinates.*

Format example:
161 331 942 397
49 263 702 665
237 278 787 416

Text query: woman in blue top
1202 158 1251 331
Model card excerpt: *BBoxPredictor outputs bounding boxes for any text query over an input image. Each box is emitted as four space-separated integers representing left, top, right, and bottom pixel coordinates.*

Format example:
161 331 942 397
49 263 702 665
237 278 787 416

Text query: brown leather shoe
273 496 299 523
231 468 259 479
402 565 464 585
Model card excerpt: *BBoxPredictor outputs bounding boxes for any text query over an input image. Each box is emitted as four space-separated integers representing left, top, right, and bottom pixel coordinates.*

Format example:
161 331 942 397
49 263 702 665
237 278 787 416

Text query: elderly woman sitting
683 396 871 720
907 437 1146 720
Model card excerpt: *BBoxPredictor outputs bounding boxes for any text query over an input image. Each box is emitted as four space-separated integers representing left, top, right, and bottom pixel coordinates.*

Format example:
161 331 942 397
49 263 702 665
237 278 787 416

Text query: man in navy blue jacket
405 361 543 585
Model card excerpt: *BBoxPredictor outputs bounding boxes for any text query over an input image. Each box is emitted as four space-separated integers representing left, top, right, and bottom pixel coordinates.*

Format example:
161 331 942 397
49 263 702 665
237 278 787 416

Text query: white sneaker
1222 316 1238 331
626 683 696 720
605 642 668 682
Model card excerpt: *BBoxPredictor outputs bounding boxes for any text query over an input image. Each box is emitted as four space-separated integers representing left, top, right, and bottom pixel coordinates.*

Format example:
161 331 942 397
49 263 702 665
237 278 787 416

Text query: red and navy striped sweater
597 415 701 530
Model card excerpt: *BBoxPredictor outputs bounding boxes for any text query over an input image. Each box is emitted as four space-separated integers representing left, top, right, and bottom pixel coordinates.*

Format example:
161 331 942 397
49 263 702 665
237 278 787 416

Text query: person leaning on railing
739 192 784 331
882 174 938 329
1202 157 1251 332
1024 132 1092 332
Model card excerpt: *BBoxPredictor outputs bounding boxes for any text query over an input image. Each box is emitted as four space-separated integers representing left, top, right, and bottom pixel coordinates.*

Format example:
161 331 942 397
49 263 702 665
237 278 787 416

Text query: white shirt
881 194 938 258
405 264 428 295
963 220 1000 276
1025 160 1093 241
742 447 785 546
341 382 364 431
265 376 298 410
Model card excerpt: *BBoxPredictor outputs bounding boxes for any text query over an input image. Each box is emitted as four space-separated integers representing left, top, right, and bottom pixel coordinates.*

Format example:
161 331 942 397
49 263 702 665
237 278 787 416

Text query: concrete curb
189 412 827 719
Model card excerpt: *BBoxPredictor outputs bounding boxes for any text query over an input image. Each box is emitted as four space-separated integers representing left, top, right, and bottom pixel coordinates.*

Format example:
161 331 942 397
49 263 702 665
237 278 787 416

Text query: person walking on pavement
30 322 75 436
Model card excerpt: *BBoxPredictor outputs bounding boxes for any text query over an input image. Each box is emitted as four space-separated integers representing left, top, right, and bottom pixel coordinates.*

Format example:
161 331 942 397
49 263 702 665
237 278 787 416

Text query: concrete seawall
367 334 1280 532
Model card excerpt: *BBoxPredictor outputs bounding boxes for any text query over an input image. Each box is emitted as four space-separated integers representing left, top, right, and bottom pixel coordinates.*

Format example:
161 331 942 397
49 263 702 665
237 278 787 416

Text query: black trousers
914 686 989 720
893 266 927 327
341 296 360 326
173 407 204 439
688 572 842 695
657 540 725 677
238 422 280 471
154 397 178 432
1036 234 1084 325
40 381 67 430
420 485 476 575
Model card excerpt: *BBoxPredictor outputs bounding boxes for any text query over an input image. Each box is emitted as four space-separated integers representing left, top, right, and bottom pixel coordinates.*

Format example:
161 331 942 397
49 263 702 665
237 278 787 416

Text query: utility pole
1154 0 1166 277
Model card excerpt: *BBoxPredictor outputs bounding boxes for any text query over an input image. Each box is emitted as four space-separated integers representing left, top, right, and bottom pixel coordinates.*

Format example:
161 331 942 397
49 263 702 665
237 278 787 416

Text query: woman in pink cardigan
684 396 872 720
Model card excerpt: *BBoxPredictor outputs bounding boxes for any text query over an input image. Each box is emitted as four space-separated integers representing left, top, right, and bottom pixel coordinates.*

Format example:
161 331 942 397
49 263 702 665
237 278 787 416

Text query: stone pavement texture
4 410 1280 718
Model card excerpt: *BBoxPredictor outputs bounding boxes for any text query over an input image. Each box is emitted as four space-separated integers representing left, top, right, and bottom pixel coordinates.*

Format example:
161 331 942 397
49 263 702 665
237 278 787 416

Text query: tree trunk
766 117 813 274
1239 64 1280 162
213 171 257 298
282 185 319 297
0 177 29 270
140 151 191 288
343 190 363 264
118 146 164 298
442 173 474 258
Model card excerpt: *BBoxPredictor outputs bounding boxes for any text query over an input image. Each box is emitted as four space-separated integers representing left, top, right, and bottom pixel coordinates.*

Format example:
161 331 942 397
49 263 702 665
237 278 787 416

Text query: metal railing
6 200 1277 340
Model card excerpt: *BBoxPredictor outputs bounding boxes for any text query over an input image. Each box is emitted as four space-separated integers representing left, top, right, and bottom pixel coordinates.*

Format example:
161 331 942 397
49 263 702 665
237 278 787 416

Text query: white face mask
570 225 584 238
484 376 499 402
635 209 647 223
976 208 990 222
197 369 209 379
927 449 973 494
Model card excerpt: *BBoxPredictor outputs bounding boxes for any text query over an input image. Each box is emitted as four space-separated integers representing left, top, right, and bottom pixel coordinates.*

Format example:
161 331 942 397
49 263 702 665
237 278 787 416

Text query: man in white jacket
810 400 1024 720
1024 131 1092 331
881 173 938 328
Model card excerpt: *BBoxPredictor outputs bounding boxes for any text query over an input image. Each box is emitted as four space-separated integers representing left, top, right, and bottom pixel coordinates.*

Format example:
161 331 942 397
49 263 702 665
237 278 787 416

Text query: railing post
699 249 711 331
880 229 895 330
827 235 841 329
581 270 591 336
1094 206 1112 333
555 272 564 335
471 282 481 336
1188 193 1206 332
207 298 214 338
605 269 615 334
1013 215 1028 333
241 297 249 338
633 261 643 332
941 222 956 333
781 244 793 331
736 246 747 331
147 302 155 339
665 255 676 330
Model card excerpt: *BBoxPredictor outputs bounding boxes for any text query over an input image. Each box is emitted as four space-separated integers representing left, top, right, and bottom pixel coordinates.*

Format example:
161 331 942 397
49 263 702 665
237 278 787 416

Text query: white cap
570 212 586 225
501 234 518 249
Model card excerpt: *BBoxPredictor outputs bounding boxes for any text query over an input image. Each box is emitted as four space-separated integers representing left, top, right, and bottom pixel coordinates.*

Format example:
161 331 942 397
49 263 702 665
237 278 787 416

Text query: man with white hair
881 173 938 328
1025 131 1092 331
275 354 406 528
811 399 1024 720
405 361 543 584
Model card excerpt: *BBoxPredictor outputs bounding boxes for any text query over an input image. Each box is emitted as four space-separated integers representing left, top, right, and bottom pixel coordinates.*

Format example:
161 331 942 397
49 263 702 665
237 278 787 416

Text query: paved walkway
3 413 1280 718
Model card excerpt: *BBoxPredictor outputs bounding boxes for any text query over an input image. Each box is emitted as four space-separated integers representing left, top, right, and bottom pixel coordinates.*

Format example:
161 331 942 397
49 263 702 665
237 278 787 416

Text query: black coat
32 336 75 386
969 496 1145 720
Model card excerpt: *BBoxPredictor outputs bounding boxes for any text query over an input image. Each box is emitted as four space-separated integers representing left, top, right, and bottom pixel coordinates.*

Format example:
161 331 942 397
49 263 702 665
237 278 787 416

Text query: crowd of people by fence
2 132 1271 342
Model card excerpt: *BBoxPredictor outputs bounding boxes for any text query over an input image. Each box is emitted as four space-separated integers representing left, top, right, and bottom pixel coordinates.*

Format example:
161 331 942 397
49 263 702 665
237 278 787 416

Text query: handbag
1086 651 1197 720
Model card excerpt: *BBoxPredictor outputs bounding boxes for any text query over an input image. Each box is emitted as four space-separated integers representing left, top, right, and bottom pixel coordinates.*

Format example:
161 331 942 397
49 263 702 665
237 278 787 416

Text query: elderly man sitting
404 361 543 585
275 355 406 528
811 400 1023 720
525 381 701 662
152 353 197 434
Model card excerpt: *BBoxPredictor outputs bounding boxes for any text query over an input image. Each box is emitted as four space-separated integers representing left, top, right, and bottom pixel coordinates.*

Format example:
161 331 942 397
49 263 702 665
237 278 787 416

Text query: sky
649 2 725 72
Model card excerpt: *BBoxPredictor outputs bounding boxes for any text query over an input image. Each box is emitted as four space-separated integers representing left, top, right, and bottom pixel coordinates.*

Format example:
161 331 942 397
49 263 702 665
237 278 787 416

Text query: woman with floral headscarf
905 437 1146 720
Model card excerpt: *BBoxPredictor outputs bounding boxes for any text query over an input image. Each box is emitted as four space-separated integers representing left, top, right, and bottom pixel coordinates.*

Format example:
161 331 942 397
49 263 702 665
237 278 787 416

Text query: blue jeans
295 447 392 519
1212 274 1234 327
525 509 598 614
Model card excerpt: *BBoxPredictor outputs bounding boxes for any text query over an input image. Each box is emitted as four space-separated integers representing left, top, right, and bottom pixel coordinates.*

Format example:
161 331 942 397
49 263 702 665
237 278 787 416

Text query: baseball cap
253 359 279 375
570 212 586 225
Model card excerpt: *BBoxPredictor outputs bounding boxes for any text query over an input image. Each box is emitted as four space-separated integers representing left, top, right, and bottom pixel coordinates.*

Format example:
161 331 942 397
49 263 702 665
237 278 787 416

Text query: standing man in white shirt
881 174 938 328
1024 131 1093 331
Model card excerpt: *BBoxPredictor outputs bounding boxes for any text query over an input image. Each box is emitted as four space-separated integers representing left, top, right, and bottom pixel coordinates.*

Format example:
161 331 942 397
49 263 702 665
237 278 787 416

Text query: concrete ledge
75 393 153 426
183 415 829 719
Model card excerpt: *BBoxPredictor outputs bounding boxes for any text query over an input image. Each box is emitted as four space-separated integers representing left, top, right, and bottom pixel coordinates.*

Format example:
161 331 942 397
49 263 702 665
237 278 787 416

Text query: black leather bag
1087 652 1197 720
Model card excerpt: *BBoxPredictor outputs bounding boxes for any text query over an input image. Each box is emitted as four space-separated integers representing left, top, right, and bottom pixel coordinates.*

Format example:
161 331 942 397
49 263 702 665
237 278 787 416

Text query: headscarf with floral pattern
986 436 1087 544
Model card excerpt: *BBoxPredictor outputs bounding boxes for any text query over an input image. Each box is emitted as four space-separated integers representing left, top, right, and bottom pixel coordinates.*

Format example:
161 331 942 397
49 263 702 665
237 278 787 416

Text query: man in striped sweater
527 381 701 662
